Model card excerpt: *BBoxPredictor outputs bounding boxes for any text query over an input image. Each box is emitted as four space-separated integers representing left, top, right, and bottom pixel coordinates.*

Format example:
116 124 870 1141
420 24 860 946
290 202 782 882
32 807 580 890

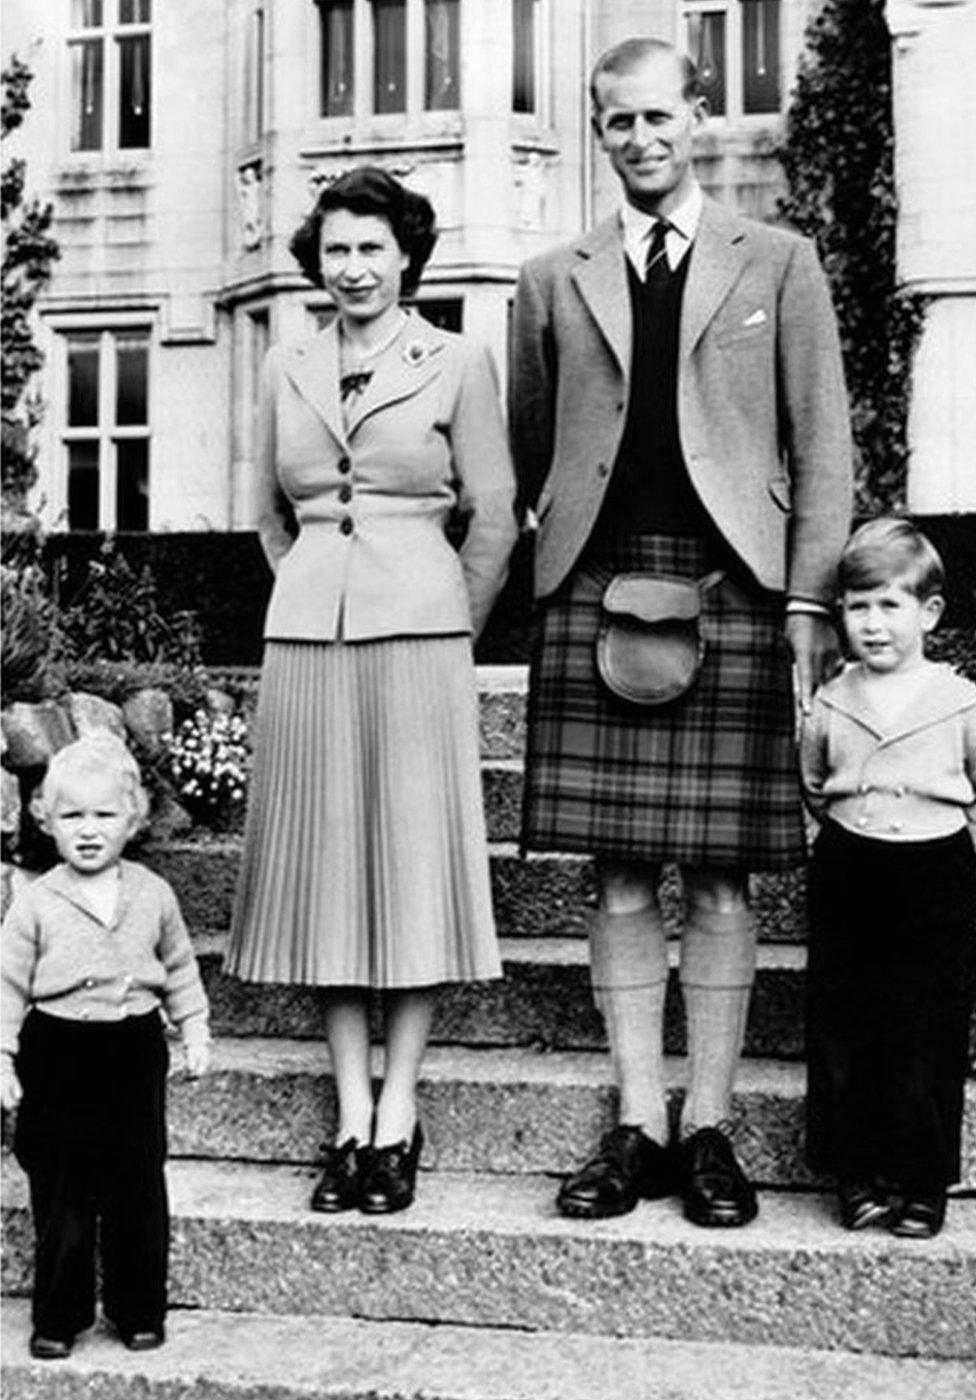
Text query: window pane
70 39 104 150
68 442 100 530
67 338 100 427
119 0 151 23
119 33 151 146
372 0 406 114
742 0 780 114
319 0 354 117
115 336 148 426
425 0 459 111
71 0 103 28
686 11 726 117
512 0 535 114
408 298 462 332
116 438 149 531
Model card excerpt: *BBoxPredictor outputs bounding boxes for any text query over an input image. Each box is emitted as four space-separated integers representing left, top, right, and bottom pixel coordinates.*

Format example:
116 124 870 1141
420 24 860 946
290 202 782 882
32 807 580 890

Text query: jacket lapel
571 217 631 377
680 198 749 360
822 663 976 742
281 326 346 448
345 314 445 436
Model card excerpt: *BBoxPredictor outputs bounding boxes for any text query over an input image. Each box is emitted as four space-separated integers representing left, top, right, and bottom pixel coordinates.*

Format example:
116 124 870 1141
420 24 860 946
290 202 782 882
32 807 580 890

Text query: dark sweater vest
592 249 712 540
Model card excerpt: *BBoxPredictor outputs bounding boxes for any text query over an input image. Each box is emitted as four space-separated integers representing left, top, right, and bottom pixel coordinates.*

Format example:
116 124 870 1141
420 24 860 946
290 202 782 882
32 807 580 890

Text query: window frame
57 323 154 532
66 0 153 155
683 0 782 122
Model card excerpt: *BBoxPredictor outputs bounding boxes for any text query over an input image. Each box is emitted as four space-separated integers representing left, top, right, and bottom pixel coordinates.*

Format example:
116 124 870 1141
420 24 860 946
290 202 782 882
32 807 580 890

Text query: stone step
142 840 809 944
164 1038 976 1189
197 934 813 1059
4 1163 974 1360
3 1300 973 1400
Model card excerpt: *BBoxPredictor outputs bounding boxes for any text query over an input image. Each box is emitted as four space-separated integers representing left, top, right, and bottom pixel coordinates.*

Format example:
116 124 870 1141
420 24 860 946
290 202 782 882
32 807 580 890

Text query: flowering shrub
165 709 249 826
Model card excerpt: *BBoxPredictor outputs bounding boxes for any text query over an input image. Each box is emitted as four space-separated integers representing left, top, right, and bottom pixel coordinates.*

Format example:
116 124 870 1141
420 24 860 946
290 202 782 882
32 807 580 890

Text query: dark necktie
644 220 671 288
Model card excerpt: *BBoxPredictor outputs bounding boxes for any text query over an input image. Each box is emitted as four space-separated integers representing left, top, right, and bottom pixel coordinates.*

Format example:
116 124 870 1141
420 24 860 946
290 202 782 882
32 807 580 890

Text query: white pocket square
743 309 767 327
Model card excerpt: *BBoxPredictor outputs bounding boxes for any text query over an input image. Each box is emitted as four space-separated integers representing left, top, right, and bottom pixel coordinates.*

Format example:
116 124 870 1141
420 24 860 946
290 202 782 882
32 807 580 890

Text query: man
511 38 852 1227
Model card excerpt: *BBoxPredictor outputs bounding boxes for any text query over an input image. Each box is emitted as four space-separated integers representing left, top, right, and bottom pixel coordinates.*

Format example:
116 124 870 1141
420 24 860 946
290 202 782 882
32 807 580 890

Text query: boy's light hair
35 732 150 830
837 517 945 601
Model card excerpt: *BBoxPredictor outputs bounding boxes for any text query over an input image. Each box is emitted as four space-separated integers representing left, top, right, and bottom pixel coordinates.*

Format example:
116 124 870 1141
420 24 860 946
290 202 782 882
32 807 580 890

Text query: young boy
1 733 210 1358
801 518 976 1237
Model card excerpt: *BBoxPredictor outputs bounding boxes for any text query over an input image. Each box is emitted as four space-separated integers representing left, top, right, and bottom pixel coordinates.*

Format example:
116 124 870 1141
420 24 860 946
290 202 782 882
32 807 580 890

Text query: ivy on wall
777 0 927 515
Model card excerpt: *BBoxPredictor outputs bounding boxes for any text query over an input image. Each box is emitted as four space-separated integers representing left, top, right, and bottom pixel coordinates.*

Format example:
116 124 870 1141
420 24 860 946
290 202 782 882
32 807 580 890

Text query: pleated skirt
225 637 501 989
522 532 806 870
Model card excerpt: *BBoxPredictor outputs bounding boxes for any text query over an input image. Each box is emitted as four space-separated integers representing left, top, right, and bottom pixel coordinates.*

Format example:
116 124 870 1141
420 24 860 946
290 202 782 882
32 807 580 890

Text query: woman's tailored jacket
800 662 976 842
254 312 518 643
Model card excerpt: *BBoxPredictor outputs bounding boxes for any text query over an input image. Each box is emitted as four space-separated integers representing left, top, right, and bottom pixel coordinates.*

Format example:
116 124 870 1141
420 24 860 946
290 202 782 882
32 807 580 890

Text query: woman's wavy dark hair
289 166 438 299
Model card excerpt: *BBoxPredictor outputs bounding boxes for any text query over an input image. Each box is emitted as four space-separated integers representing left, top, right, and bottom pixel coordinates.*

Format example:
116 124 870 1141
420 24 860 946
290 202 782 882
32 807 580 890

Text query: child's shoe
890 1190 946 1239
29 1334 72 1360
837 1179 891 1231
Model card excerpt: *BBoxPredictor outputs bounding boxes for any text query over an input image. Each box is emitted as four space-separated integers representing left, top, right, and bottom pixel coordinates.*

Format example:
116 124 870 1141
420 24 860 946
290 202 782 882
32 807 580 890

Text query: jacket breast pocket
715 323 773 351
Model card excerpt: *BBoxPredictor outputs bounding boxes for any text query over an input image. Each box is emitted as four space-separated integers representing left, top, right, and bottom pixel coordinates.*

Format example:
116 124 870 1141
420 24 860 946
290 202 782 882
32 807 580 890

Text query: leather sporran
596 571 724 706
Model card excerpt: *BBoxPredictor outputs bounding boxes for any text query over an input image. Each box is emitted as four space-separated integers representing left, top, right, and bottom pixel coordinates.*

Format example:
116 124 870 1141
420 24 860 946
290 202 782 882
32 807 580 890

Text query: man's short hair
837 517 945 600
589 37 704 110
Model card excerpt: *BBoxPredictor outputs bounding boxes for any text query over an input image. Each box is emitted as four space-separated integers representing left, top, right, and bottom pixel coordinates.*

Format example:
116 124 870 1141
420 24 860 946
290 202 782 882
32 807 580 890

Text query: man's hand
786 611 842 715
1 1054 22 1112
184 1040 211 1079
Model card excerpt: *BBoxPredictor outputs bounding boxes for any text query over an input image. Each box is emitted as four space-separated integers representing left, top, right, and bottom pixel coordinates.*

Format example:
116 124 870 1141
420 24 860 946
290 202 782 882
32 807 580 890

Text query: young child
0 733 210 1358
801 518 976 1238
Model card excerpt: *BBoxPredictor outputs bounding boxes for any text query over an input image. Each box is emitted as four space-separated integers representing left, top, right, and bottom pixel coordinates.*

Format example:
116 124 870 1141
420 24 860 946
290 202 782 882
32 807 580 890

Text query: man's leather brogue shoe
678 1125 758 1227
557 1125 675 1219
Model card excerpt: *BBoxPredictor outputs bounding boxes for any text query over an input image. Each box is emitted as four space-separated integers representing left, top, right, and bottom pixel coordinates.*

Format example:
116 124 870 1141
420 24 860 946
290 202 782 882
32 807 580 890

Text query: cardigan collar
42 858 138 928
818 661 976 741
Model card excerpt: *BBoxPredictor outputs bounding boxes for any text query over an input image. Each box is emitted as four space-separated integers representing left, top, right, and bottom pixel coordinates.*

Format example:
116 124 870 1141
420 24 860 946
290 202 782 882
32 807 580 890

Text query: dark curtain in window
742 0 780 114
373 0 406 114
116 337 148 427
425 0 459 110
687 11 726 117
119 33 151 147
67 339 100 427
71 39 104 151
68 443 100 530
512 0 535 114
319 0 354 116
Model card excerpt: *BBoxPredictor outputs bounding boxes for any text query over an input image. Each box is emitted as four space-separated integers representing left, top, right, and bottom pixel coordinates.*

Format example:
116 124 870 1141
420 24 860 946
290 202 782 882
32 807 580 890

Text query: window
314 0 460 119
684 1 780 118
69 0 152 152
63 330 151 531
512 0 537 114
244 4 267 142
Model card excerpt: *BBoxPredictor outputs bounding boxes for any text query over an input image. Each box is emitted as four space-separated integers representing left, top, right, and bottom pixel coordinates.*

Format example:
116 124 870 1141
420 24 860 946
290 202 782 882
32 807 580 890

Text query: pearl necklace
339 310 407 372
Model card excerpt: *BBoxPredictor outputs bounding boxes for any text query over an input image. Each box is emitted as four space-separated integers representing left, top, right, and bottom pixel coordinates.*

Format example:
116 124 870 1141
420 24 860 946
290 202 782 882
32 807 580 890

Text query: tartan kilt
521 532 806 870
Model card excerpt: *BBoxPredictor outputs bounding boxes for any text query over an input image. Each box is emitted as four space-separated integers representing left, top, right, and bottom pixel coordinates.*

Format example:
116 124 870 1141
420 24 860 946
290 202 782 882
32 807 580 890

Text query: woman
226 167 517 1214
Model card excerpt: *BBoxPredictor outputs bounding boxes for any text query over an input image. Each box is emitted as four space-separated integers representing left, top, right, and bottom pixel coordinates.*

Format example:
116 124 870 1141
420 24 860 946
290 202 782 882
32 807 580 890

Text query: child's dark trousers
806 821 976 1192
13 1009 169 1343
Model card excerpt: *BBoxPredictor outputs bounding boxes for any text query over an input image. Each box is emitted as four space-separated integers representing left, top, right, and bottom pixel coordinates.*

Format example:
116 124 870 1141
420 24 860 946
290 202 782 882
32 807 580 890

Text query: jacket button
337 456 351 474
340 516 354 536
338 483 352 504
596 462 609 478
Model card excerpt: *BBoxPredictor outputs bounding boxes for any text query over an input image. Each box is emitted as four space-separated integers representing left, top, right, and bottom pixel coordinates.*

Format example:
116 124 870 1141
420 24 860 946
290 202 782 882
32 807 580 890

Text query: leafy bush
778 0 927 514
0 561 64 703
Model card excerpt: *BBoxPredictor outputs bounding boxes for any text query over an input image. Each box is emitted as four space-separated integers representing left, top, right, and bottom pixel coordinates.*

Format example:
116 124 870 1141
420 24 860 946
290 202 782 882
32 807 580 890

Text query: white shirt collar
620 182 703 277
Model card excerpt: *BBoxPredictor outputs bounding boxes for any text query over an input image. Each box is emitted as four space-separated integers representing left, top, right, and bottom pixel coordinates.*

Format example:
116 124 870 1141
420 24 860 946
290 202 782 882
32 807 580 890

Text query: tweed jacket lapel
344 312 445 437
680 197 749 361
281 326 346 448
571 217 632 377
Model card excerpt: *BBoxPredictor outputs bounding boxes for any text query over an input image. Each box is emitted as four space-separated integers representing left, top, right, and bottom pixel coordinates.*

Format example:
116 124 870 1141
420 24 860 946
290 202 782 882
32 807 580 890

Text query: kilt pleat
226 637 501 989
521 534 806 870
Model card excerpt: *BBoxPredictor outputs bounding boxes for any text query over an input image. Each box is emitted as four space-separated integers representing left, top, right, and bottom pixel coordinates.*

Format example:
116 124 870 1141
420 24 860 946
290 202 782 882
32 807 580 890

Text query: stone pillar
885 0 976 512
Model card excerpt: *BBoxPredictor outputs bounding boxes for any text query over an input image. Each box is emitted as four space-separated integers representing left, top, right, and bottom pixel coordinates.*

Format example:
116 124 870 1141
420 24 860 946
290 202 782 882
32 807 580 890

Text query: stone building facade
5 0 822 535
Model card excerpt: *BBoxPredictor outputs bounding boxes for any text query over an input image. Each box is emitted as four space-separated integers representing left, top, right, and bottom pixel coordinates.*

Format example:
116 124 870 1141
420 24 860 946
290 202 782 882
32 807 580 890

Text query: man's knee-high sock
589 906 670 1142
679 906 757 1134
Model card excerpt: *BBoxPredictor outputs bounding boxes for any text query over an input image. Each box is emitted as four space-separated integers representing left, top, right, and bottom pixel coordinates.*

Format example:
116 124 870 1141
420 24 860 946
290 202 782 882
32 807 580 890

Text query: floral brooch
402 339 430 367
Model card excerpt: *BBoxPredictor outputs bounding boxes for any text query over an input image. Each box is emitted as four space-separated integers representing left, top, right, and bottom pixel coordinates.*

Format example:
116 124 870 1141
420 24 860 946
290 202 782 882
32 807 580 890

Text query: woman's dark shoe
122 1329 165 1351
29 1334 72 1360
890 1191 947 1239
359 1124 424 1214
310 1137 365 1213
677 1125 758 1228
557 1125 675 1219
838 1180 892 1231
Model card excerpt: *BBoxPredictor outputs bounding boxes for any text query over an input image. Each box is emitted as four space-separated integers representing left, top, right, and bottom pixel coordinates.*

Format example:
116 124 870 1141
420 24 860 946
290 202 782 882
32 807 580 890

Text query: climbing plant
778 0 927 514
